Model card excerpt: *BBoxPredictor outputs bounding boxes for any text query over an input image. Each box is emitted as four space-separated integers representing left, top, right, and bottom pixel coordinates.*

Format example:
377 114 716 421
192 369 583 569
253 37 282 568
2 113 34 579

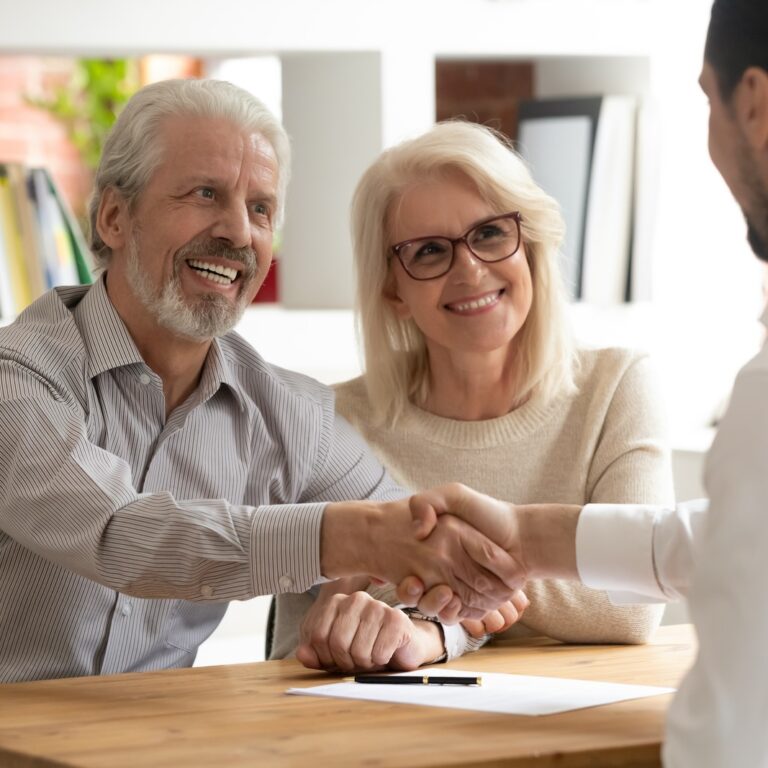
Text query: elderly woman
271 121 674 671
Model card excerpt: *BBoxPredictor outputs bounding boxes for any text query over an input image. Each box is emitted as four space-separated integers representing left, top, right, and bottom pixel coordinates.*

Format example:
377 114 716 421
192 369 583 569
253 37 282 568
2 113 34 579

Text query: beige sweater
270 347 674 659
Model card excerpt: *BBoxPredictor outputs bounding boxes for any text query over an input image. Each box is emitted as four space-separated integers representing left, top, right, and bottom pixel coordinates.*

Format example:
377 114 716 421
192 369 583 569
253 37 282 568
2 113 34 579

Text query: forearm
515 504 582 579
320 501 380 579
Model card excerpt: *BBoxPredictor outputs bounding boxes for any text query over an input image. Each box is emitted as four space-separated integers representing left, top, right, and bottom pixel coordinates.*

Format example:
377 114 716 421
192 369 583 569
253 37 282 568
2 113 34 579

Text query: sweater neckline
396 392 564 449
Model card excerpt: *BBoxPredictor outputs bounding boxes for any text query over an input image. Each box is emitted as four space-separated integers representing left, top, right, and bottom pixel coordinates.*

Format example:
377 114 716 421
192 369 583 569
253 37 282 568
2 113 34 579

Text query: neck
422 345 525 420
106 273 211 417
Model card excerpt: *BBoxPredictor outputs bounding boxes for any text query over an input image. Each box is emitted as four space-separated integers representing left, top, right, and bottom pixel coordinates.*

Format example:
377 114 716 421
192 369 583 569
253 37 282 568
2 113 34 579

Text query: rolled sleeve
576 503 666 602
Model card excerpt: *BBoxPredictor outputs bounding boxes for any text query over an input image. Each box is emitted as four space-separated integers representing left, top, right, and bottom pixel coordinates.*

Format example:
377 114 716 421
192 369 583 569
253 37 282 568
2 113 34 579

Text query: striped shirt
0 277 402 682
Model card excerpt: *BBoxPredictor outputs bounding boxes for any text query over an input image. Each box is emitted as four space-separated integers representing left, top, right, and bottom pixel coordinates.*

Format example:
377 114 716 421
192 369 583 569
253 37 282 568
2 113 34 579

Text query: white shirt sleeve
576 500 709 603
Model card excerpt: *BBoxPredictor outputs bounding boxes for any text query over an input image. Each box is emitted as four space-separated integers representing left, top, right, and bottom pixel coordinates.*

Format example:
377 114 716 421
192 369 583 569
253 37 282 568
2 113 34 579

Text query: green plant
28 59 139 170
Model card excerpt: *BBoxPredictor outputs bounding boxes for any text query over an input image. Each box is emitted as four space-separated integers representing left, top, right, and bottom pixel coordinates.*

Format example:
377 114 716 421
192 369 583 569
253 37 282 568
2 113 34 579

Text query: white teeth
450 291 501 312
187 259 238 285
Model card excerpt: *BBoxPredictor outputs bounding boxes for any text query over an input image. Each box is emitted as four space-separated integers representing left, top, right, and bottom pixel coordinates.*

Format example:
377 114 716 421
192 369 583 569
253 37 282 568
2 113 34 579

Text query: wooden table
0 624 695 768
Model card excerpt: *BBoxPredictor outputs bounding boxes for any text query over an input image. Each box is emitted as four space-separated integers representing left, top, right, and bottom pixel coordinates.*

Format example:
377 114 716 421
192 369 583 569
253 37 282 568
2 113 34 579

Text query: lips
444 289 504 313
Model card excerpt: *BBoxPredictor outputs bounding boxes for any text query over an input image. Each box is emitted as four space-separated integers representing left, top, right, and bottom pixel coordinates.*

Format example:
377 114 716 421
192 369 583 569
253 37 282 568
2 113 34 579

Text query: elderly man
405 1 768 764
0 78 519 682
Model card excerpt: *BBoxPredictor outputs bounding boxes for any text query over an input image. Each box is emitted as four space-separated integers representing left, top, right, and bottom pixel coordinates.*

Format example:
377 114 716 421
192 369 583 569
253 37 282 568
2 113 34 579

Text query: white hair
88 78 291 268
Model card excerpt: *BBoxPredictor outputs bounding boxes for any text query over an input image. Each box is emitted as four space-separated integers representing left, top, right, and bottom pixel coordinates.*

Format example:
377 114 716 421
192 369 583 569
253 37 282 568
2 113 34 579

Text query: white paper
286 667 675 716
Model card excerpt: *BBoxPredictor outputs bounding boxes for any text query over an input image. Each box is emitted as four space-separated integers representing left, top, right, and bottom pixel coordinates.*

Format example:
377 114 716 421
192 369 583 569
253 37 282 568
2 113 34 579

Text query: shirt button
200 585 214 598
278 575 294 590
139 373 151 385
121 603 132 617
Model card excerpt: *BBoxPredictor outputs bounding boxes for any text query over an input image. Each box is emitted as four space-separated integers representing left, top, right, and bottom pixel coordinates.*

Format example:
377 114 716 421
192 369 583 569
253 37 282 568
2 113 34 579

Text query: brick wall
0 56 92 220
436 60 534 140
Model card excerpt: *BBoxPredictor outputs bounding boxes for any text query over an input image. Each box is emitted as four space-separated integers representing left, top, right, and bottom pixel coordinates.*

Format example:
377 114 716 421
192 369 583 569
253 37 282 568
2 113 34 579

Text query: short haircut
705 0 768 99
351 120 577 427
88 78 291 268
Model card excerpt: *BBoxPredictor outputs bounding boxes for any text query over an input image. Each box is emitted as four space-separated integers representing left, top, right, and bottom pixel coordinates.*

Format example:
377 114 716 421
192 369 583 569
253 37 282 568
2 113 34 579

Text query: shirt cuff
250 502 327 595
442 623 467 661
576 503 667 603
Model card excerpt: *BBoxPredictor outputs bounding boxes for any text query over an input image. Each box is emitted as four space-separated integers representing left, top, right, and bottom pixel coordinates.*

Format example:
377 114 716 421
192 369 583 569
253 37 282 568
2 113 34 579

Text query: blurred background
1 0 750 655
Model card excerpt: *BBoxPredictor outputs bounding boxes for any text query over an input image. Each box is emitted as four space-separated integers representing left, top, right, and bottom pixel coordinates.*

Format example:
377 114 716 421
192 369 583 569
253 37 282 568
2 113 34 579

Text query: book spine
0 164 34 312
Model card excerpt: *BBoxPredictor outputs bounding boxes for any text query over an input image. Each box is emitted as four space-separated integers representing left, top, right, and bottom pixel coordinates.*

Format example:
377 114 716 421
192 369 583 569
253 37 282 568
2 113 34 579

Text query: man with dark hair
405 1 768 763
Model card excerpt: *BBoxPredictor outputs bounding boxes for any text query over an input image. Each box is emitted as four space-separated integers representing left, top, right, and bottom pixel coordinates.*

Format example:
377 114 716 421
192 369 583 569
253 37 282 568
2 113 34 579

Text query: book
43 169 93 285
0 197 14 319
0 162 92 321
6 162 47 298
30 168 80 288
0 164 33 316
516 95 637 304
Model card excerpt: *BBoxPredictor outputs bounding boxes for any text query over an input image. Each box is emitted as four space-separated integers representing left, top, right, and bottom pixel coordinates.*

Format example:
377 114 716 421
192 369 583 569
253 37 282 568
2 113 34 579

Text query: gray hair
88 78 291 268
351 120 576 427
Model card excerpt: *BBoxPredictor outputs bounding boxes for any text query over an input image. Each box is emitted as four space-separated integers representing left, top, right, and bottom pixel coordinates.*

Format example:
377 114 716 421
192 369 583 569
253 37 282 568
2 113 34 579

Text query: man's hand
296 591 444 673
461 589 530 638
410 483 521 551
396 485 582 620
321 494 526 621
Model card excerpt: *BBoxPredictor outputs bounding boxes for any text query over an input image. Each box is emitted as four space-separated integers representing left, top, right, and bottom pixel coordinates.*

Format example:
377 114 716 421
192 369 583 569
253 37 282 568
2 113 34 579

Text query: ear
382 267 412 320
734 67 768 150
96 187 130 251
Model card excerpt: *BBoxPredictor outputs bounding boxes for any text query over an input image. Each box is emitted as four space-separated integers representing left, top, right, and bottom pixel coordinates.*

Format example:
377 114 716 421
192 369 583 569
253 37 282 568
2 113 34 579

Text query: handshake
309 484 582 672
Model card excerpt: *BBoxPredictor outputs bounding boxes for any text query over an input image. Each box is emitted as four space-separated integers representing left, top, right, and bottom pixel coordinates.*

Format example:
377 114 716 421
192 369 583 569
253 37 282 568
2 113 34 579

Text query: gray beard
126 233 259 341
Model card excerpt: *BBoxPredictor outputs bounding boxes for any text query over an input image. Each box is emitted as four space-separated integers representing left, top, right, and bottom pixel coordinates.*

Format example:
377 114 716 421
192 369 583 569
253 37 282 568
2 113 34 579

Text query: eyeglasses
390 212 523 281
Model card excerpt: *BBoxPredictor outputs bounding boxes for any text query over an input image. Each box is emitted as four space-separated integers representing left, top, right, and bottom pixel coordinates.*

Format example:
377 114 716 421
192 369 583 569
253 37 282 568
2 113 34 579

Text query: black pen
352 675 482 686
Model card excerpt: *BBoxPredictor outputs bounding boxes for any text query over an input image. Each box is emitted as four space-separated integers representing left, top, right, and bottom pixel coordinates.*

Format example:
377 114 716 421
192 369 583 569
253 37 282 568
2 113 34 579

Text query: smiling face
102 114 278 341
386 171 533 365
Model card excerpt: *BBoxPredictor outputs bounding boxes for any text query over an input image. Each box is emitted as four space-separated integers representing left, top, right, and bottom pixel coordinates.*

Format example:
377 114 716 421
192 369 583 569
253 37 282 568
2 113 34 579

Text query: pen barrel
353 675 481 686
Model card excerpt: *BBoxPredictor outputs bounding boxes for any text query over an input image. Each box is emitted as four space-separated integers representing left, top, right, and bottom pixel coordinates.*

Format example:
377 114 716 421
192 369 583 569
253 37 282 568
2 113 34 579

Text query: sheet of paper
286 667 675 716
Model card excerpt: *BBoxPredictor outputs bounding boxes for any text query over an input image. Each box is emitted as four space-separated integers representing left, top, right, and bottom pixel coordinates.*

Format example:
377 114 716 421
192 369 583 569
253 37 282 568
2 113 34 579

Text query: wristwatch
402 607 448 663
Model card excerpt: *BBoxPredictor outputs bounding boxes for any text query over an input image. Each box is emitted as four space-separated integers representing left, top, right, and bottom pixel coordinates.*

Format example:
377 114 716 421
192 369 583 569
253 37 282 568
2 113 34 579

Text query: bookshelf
0 162 92 322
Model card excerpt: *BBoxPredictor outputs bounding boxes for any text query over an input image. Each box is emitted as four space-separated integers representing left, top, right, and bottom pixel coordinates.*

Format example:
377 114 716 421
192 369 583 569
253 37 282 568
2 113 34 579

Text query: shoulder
574 346 648 387
218 330 334 413
0 289 88 385
569 346 661 419
332 375 370 417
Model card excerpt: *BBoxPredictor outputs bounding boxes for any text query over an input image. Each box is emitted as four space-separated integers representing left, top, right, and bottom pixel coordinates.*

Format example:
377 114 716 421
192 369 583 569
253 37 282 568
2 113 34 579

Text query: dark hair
705 0 768 99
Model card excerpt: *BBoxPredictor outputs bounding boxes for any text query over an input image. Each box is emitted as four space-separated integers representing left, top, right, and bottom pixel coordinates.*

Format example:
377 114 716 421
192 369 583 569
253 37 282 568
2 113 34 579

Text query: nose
450 241 486 283
211 202 252 250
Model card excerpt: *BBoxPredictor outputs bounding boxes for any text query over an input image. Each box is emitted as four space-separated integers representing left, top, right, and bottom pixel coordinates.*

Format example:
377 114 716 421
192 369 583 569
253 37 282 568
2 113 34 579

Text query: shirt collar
72 275 145 379
199 337 249 414
70 275 248 413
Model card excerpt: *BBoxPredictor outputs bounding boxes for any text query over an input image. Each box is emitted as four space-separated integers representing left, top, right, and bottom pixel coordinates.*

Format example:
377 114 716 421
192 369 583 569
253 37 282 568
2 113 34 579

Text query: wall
0 56 91 215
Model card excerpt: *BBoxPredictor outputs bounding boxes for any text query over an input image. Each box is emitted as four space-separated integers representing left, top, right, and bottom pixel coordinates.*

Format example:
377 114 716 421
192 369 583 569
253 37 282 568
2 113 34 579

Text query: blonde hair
350 120 576 426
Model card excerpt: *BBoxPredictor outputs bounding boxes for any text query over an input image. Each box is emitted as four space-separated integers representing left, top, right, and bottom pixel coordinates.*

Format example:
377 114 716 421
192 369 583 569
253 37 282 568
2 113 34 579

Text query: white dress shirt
576 309 768 767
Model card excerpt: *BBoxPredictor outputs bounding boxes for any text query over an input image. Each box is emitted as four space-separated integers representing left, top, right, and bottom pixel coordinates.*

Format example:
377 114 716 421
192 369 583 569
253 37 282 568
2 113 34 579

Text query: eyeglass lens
397 215 519 279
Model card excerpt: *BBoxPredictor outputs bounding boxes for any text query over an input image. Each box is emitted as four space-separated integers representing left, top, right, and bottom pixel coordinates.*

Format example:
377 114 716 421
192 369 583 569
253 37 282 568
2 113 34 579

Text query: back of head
351 120 575 426
88 78 291 268
706 0 768 98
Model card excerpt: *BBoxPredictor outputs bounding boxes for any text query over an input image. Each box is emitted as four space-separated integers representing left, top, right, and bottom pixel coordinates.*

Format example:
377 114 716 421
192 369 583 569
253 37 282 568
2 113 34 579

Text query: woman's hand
460 589 529 638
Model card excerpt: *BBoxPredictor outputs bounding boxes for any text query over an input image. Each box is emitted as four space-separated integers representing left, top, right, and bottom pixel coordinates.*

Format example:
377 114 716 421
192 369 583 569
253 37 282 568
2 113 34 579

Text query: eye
251 202 270 216
408 239 449 265
195 187 215 200
473 224 504 242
